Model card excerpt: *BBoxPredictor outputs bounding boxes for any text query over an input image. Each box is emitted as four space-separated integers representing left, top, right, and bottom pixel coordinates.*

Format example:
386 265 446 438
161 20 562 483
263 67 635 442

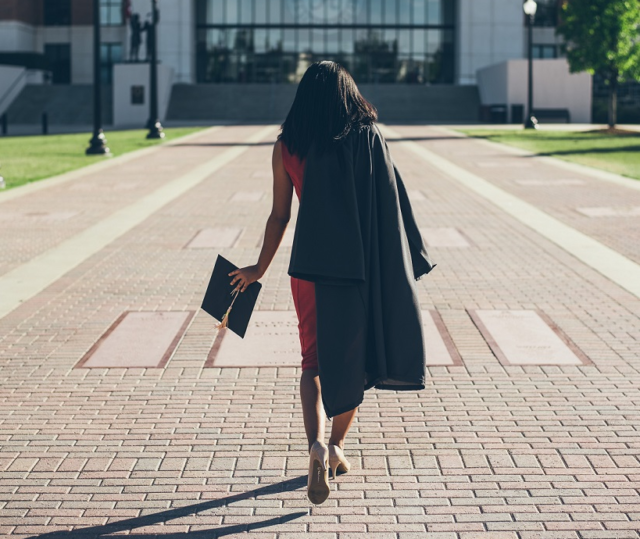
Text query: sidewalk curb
0 126 222 204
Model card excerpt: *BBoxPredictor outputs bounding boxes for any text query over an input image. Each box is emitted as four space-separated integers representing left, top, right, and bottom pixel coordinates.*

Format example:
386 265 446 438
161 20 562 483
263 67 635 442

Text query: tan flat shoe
307 441 330 504
328 444 351 479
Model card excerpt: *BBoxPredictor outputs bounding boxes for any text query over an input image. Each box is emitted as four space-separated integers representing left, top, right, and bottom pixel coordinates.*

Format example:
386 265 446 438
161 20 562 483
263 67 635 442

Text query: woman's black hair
278 60 378 160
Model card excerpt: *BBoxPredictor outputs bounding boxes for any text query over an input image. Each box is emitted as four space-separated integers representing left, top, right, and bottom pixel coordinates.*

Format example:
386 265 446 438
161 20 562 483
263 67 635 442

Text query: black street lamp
523 0 538 129
146 0 164 139
86 0 110 155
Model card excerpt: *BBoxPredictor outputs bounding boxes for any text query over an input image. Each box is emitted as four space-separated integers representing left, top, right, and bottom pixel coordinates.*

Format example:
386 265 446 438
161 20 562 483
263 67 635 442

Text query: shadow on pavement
29 475 308 539
173 136 464 147
171 141 276 147
530 144 640 157
384 136 461 142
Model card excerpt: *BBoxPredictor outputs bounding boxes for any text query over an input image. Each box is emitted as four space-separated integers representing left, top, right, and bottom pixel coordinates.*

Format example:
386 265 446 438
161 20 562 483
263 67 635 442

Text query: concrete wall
0 20 37 51
113 62 174 128
0 64 25 114
533 27 564 48
476 62 508 106
457 0 526 85
166 83 481 123
477 58 592 123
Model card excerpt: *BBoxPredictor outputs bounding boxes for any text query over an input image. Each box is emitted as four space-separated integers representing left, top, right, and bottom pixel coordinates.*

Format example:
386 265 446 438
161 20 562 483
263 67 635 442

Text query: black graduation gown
288 123 437 419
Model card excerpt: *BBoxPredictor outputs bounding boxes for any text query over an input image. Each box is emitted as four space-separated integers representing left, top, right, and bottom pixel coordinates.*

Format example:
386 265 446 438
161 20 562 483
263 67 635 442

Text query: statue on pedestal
142 13 154 62
129 13 142 62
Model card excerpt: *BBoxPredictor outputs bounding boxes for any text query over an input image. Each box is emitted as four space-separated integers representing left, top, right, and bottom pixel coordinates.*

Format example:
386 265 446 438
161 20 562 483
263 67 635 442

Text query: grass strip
459 129 640 181
0 127 204 190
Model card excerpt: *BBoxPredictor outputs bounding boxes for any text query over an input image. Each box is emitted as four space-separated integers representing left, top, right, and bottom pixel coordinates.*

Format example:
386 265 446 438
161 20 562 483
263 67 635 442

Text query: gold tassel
216 288 240 330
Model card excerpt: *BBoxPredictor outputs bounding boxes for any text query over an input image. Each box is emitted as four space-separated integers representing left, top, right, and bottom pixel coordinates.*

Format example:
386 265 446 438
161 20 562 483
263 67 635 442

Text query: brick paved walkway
0 125 639 538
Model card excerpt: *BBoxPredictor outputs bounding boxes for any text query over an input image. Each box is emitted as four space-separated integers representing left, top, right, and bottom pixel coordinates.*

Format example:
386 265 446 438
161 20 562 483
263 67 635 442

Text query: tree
556 0 640 128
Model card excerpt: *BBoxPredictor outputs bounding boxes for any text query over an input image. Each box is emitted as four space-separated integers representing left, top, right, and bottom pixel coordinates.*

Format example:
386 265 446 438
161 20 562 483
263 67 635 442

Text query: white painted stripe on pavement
0 126 222 204
0 125 276 320
435 126 640 193
380 124 640 299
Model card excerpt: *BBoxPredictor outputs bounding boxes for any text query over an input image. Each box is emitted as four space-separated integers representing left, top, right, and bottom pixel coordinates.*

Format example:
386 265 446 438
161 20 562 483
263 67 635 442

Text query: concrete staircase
166 83 480 123
5 85 113 125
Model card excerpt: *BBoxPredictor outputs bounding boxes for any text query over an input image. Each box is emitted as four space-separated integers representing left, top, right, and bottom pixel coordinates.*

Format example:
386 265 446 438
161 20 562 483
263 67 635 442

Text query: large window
44 43 71 84
532 0 559 27
532 44 558 59
100 43 123 84
43 0 71 26
196 0 456 84
101 0 124 26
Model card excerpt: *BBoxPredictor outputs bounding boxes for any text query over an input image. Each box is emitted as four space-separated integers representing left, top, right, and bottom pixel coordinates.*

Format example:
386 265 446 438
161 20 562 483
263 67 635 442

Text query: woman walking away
228 61 437 505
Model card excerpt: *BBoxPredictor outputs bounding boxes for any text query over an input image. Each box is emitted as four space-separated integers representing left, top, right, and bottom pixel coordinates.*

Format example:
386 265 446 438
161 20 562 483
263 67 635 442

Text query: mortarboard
201 255 262 339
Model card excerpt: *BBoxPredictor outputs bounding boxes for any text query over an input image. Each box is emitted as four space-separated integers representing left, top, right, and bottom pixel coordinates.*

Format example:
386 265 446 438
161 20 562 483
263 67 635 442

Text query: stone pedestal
113 62 174 128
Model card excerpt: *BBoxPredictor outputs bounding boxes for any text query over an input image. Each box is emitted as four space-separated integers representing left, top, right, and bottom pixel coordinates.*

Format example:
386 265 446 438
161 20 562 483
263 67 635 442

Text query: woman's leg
301 369 357 451
300 368 325 452
328 408 358 449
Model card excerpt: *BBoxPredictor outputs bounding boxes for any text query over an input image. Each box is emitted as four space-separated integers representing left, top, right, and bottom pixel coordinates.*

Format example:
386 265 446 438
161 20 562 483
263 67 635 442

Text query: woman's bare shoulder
273 139 288 171
272 139 283 159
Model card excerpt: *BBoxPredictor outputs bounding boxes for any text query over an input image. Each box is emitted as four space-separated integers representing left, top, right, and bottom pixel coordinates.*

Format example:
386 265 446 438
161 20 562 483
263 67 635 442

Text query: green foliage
557 0 640 83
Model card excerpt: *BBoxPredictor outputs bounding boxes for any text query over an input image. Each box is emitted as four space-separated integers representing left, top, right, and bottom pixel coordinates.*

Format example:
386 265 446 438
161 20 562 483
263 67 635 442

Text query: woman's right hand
229 265 263 293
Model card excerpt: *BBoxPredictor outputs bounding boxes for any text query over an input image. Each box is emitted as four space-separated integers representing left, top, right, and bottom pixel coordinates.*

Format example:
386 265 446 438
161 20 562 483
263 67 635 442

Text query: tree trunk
608 79 618 129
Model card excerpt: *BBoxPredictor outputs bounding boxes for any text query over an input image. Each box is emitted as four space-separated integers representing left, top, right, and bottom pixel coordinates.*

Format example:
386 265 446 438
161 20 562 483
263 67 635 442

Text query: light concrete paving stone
422 310 461 366
185 227 243 249
78 311 193 368
229 191 264 202
420 227 470 248
468 309 586 366
0 211 78 221
514 179 585 186
576 206 640 217
251 170 272 178
208 311 301 368
69 181 143 192
476 161 532 168
209 309 459 369
408 190 427 201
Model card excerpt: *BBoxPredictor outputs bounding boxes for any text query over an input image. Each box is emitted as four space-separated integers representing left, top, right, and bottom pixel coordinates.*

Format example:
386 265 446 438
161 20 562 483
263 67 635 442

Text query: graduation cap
201 255 262 339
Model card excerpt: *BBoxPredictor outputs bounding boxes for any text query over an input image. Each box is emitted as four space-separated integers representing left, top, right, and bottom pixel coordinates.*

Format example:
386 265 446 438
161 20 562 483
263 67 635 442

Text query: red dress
281 142 318 371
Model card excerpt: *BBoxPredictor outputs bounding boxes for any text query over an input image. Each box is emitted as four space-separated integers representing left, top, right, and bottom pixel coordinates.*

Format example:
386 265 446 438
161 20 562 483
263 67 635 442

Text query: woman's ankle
308 439 324 452
328 438 344 449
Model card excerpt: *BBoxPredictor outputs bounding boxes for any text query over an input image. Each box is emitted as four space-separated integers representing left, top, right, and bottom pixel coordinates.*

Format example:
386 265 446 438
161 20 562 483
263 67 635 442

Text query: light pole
86 0 110 154
523 0 538 129
146 0 164 139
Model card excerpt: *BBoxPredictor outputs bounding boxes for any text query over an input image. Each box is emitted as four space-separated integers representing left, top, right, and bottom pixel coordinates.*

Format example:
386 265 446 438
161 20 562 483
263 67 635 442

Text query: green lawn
0 127 204 190
459 129 640 181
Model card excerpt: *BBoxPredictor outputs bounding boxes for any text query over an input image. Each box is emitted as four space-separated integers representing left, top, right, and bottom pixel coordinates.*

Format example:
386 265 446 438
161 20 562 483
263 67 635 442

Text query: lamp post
146 0 164 139
523 0 538 129
86 0 109 155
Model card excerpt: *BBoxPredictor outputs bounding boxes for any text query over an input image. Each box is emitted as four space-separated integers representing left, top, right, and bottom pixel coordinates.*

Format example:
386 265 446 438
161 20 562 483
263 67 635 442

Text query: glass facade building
196 0 455 84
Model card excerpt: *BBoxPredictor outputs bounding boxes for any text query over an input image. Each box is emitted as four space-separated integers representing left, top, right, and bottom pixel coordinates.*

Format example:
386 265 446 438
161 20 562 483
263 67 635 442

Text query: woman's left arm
229 140 294 292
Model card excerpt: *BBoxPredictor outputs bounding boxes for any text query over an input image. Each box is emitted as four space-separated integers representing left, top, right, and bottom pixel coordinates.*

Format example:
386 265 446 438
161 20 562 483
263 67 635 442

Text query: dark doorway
44 43 72 84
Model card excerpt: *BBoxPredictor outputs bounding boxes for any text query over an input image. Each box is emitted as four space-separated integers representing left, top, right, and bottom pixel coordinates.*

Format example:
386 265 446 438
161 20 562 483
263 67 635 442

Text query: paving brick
1 124 639 537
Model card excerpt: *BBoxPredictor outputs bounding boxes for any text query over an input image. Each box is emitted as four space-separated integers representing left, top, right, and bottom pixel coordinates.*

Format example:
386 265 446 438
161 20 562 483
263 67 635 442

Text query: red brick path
0 125 638 538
